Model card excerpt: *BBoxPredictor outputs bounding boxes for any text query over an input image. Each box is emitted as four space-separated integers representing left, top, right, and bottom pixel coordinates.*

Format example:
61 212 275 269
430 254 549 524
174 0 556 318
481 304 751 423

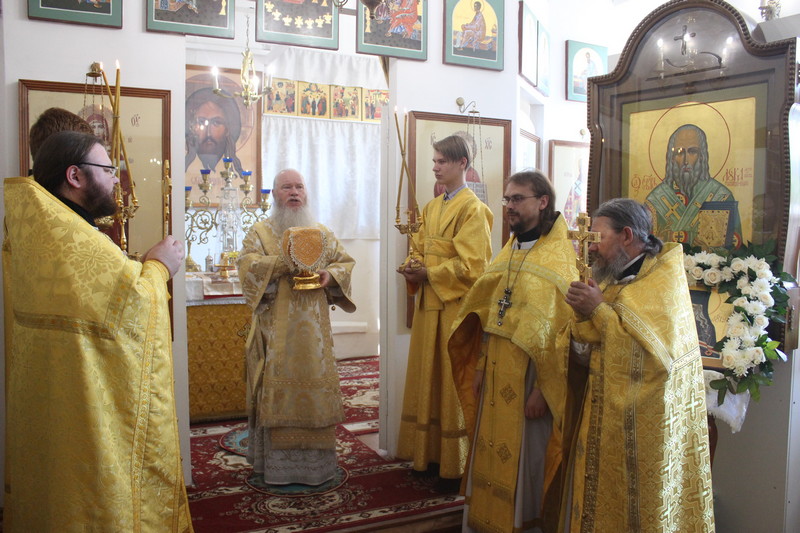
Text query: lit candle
211 66 220 91
760 0 768 7
251 75 260 94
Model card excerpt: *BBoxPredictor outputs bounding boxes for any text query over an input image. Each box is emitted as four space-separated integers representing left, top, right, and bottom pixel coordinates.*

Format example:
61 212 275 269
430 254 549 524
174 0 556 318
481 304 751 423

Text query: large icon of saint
644 123 742 249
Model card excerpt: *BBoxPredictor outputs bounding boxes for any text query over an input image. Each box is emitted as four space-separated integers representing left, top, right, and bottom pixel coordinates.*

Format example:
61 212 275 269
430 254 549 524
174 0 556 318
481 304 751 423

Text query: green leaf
736 379 750 393
751 384 762 402
717 387 727 406
709 378 728 390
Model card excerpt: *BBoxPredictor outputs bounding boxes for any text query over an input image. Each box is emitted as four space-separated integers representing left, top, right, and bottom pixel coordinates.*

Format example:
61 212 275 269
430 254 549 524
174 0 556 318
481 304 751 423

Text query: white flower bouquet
684 242 795 405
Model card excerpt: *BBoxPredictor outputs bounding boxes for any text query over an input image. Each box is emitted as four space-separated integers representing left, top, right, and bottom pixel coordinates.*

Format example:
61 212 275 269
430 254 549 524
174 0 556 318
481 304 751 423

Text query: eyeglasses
501 194 540 207
78 162 118 175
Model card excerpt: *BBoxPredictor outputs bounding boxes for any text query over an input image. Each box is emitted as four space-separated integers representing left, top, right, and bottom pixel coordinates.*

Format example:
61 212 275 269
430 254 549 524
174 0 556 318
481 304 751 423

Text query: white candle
211 66 220 91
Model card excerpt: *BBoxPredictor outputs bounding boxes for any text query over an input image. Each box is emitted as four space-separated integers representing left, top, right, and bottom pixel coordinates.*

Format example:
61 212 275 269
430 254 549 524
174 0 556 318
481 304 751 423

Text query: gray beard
591 247 631 284
668 160 707 198
270 204 315 235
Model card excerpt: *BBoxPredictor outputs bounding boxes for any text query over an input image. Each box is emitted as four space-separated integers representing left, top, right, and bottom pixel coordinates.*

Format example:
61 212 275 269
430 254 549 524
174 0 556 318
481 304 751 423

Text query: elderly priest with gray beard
237 168 356 486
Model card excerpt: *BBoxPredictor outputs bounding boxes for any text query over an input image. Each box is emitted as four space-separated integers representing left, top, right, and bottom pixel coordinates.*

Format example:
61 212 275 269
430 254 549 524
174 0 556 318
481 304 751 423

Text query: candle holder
184 164 270 271
393 109 424 271
84 61 139 255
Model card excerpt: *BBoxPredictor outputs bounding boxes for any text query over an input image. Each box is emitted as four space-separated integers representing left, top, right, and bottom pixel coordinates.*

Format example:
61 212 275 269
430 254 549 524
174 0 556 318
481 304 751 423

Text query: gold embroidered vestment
3 177 192 532
397 189 493 478
450 215 578 533
565 242 714 532
238 220 355 451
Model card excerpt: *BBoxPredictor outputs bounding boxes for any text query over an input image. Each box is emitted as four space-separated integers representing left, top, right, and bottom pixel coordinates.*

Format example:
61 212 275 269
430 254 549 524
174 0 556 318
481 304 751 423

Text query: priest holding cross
562 198 714 531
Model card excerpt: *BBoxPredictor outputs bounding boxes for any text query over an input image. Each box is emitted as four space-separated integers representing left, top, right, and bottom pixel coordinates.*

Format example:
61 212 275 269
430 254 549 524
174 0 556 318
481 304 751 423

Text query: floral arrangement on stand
684 241 795 405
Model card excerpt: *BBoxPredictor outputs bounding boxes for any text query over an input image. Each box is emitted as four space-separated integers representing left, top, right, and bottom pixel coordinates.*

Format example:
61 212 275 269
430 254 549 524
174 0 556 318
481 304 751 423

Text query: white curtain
261 115 380 240
266 47 388 90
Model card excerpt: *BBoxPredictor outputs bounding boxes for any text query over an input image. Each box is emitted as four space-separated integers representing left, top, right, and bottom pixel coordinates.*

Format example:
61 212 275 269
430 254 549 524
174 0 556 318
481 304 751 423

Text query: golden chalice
282 226 328 290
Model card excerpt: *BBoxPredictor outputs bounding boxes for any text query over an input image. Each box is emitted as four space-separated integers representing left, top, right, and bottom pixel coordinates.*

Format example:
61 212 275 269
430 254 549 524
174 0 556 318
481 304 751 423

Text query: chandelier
211 16 271 108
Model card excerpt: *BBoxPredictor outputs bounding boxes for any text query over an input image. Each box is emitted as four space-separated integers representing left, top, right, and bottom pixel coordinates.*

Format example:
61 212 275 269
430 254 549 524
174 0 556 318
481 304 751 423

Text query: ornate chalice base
293 270 321 290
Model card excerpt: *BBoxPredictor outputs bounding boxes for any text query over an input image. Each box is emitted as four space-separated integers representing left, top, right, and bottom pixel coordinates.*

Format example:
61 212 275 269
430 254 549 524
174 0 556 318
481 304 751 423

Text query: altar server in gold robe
238 168 356 486
396 134 493 487
450 170 578 532
564 198 714 532
4 131 192 532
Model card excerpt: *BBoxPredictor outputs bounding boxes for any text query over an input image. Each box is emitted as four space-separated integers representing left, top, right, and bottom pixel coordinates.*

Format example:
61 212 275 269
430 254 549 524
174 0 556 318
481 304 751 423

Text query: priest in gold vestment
564 198 714 532
397 135 493 485
238 169 356 486
4 131 192 532
450 171 578 533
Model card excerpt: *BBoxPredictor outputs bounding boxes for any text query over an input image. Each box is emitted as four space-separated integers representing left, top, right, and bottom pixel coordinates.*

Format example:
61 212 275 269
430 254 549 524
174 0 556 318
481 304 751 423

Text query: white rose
727 321 748 338
730 257 746 273
721 267 734 281
741 284 754 296
689 266 705 281
756 268 774 279
758 292 775 308
702 268 722 286
750 347 766 365
732 296 748 309
684 255 697 269
736 277 750 290
722 353 736 369
753 315 769 329
706 254 723 268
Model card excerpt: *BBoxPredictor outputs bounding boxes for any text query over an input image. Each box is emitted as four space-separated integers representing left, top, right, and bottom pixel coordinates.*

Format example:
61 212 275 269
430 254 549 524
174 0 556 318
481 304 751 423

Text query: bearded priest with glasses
3 131 192 532
449 170 578 533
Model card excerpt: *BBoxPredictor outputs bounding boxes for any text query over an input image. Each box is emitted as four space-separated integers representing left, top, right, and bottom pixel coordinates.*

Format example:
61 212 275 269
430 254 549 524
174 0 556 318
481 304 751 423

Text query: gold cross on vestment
568 212 602 283
660 196 681 221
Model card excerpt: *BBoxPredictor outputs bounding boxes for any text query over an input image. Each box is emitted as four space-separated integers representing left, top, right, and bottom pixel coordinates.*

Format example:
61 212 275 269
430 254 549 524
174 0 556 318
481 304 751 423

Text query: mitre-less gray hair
594 198 663 256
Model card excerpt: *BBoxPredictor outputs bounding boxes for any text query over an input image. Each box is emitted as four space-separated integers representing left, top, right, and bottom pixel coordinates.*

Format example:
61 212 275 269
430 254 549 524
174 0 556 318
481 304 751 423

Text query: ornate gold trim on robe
238 219 356 450
3 177 192 532
565 242 715 532
449 214 578 533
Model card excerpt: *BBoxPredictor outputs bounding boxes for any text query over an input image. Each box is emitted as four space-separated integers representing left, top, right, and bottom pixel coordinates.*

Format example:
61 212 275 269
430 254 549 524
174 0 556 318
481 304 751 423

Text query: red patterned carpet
187 356 464 532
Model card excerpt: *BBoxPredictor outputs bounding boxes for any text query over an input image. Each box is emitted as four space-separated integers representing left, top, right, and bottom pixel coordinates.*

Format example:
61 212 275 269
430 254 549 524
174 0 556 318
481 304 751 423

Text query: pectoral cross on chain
568 212 602 283
497 288 513 326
